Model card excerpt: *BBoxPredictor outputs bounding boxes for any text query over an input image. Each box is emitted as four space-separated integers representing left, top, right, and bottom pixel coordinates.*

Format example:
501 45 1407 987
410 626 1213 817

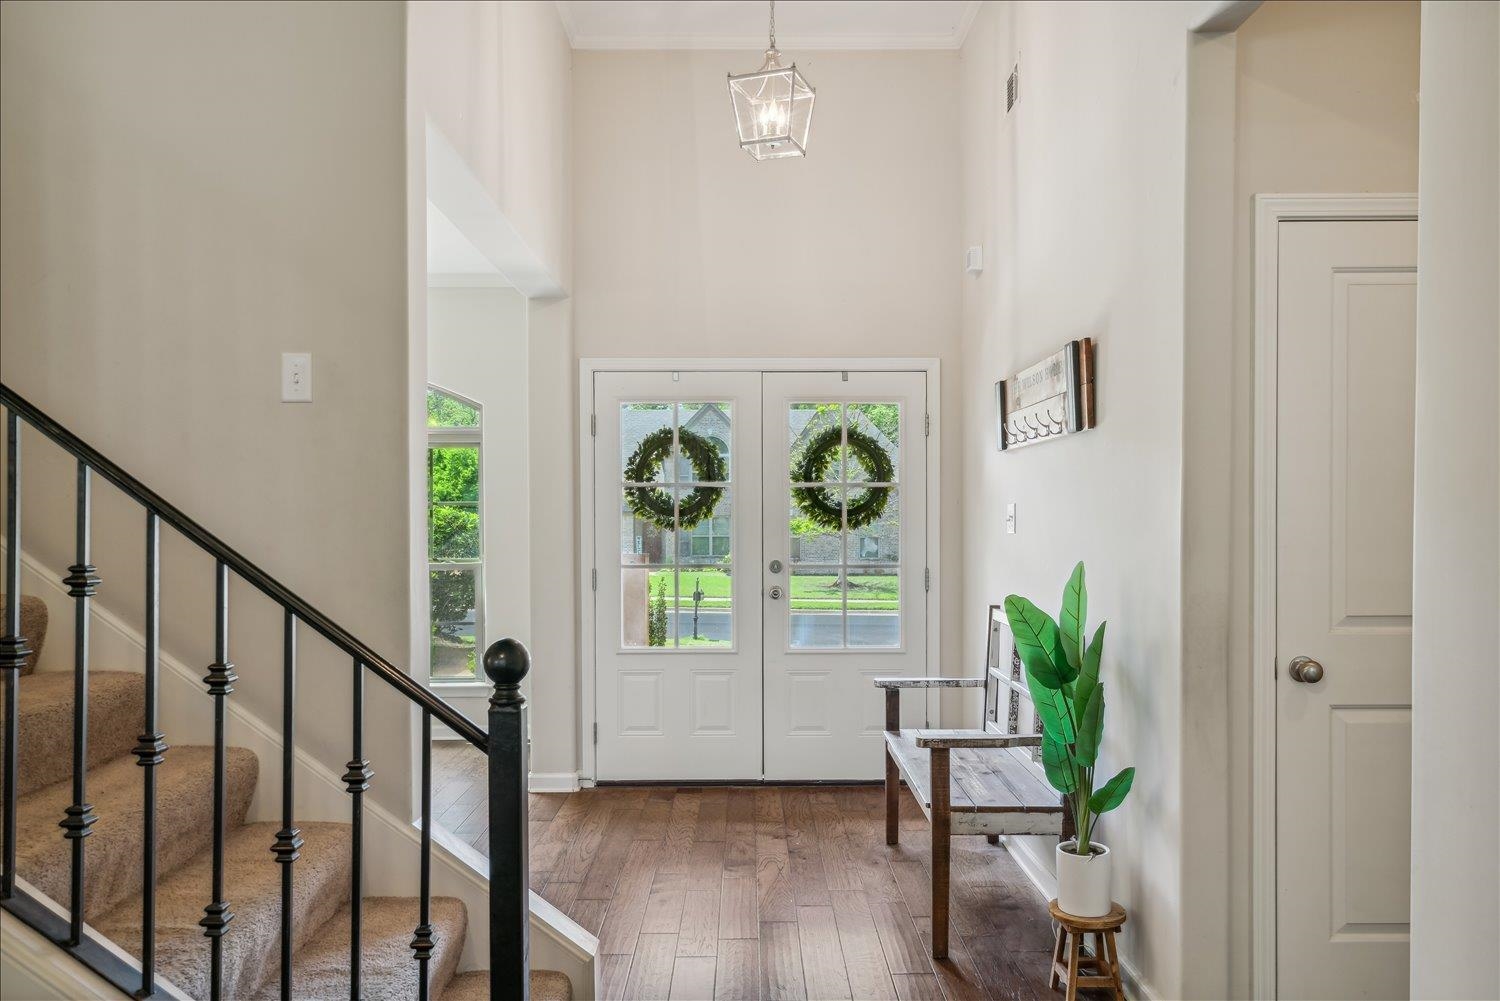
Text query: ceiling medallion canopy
727 1 815 160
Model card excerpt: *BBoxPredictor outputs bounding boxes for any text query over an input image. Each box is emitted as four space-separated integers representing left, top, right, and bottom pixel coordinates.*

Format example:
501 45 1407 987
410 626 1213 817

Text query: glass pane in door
785 401 901 650
618 400 734 650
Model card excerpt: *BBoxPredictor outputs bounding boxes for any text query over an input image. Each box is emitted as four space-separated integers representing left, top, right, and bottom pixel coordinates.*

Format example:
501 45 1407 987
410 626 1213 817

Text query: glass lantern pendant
727 0 815 160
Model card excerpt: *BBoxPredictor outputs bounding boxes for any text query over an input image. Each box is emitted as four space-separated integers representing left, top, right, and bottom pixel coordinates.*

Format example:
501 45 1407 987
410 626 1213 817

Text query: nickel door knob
1288 656 1324 684
768 586 784 600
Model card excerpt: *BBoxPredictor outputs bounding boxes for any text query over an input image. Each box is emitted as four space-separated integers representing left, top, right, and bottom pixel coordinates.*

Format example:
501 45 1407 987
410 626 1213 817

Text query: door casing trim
577 357 943 784
1250 195 1417 999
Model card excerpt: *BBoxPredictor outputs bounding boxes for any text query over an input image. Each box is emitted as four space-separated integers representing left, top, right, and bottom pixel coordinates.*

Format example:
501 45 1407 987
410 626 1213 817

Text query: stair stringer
8 547 598 998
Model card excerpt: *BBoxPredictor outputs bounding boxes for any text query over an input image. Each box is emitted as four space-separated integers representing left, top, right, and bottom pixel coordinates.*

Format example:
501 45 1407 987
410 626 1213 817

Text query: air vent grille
1006 65 1019 113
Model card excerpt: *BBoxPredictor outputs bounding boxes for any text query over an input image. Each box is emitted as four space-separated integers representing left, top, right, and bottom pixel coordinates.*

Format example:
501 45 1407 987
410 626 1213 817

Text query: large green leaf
1005 596 1076 690
1076 684 1105 767
1088 767 1135 815
1058 562 1087 671
1041 733 1078 795
1026 667 1077 743
1074 622 1105 724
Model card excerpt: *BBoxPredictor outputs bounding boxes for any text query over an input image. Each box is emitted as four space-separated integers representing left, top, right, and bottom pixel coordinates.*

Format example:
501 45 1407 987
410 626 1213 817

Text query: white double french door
593 369 928 781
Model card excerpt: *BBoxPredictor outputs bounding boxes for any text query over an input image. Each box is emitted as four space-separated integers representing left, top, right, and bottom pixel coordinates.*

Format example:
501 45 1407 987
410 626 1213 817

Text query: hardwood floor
431 743 1085 1000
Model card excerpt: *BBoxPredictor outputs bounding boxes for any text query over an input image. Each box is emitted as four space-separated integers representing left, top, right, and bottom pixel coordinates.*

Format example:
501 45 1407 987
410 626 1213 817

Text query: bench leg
930 747 951 960
885 746 899 845
884 687 901 846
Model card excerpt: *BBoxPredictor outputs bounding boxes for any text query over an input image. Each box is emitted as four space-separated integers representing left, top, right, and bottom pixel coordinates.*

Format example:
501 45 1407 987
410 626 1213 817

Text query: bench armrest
873 677 984 689
913 730 1043 749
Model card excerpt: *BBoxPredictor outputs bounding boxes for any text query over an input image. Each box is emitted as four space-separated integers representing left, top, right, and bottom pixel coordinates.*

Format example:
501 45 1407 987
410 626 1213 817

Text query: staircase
0 385 569 1000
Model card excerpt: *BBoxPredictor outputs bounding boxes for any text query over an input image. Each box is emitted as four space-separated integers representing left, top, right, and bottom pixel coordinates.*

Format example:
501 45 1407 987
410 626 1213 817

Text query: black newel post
485 638 531 1001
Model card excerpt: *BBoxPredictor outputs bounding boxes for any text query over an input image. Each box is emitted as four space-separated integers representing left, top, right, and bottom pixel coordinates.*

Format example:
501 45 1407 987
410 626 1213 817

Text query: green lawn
650 569 898 611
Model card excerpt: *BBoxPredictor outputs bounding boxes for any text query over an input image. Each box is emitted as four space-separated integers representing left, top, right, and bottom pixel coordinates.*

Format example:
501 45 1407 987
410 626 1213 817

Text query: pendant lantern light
727 0 815 160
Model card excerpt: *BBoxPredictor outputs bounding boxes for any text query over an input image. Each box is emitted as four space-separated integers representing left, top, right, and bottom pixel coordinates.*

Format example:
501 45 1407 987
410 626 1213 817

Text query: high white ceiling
555 1 982 50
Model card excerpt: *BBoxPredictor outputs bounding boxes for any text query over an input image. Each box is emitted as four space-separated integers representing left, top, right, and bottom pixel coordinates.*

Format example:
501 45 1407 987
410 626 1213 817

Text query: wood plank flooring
430 742 1083 1000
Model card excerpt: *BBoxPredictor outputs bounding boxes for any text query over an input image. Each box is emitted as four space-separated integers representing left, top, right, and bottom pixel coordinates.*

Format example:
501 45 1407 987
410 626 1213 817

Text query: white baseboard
529 771 580 793
11 548 597 999
1002 837 1157 1001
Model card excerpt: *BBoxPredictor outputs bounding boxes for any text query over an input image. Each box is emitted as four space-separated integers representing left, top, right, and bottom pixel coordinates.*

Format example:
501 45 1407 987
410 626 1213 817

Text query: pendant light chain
728 0 814 160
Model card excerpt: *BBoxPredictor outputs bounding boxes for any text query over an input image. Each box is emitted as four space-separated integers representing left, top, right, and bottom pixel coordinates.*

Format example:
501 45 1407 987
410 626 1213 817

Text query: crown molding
556 1 982 51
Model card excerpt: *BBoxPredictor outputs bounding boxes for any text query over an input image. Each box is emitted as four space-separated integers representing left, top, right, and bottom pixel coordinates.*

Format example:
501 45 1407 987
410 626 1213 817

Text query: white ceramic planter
1055 840 1112 917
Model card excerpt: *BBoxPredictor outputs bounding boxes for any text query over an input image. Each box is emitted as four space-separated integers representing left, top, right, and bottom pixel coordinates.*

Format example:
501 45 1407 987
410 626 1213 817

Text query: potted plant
1004 562 1135 917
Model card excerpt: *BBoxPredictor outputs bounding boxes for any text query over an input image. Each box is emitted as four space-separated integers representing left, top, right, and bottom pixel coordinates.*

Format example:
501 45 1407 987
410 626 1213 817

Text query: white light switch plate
1005 502 1017 534
281 353 312 403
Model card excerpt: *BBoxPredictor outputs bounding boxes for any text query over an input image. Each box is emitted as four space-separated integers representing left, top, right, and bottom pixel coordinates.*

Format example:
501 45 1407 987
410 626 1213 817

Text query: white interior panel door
1276 219 1416 999
761 372 928 780
594 372 763 780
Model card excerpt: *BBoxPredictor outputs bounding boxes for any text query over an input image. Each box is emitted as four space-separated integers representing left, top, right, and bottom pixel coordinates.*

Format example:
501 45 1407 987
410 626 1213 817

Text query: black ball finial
483 638 531 688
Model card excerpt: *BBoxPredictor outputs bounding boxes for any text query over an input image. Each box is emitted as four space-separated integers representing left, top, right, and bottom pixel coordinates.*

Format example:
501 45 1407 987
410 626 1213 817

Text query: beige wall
960 2 1191 994
571 49 964 761
1180 3 1421 994
1409 2 1499 996
409 1 573 288
0 0 414 811
525 295 579 782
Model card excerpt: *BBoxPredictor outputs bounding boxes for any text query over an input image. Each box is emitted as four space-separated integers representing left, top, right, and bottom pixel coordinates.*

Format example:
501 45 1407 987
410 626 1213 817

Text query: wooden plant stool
1048 899 1126 1000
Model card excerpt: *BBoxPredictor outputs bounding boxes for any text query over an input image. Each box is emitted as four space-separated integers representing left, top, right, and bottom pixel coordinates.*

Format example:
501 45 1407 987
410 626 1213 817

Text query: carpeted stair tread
95 820 351 1001
251 895 467 1000
3 670 143 798
0 594 48 674
443 969 573 1001
16 743 257 920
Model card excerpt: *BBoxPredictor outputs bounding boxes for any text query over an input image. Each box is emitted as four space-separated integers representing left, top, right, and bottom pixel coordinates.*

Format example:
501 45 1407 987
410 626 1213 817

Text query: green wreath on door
623 427 727 530
790 425 894 531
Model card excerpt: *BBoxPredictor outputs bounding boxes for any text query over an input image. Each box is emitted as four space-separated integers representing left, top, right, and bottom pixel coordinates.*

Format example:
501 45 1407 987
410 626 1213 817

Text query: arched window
427 386 483 682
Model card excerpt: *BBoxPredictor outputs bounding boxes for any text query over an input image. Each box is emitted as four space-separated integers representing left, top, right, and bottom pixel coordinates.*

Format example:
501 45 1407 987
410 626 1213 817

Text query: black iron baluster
199 561 236 1000
486 639 531 1001
272 609 303 999
342 658 372 1001
60 461 100 946
0 410 30 902
132 512 169 996
410 711 434 1001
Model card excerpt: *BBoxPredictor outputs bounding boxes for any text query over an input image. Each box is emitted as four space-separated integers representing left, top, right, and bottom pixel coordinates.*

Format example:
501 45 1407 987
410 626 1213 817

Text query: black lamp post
691 577 705 639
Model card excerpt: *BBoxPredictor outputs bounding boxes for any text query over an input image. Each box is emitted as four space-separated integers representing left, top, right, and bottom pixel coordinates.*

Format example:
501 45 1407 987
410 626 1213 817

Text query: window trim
427 385 485 684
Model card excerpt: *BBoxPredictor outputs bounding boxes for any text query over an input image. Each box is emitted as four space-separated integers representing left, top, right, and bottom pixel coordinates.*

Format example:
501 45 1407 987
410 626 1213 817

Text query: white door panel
594 372 763 780
761 372 927 780
1276 219 1415 999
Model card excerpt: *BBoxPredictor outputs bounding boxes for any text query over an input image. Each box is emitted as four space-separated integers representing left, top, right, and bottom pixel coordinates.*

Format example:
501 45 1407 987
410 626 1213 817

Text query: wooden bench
876 676 1073 959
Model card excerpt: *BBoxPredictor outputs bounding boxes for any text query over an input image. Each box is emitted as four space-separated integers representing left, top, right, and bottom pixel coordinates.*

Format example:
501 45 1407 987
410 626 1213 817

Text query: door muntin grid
618 401 735 652
786 402 901 651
